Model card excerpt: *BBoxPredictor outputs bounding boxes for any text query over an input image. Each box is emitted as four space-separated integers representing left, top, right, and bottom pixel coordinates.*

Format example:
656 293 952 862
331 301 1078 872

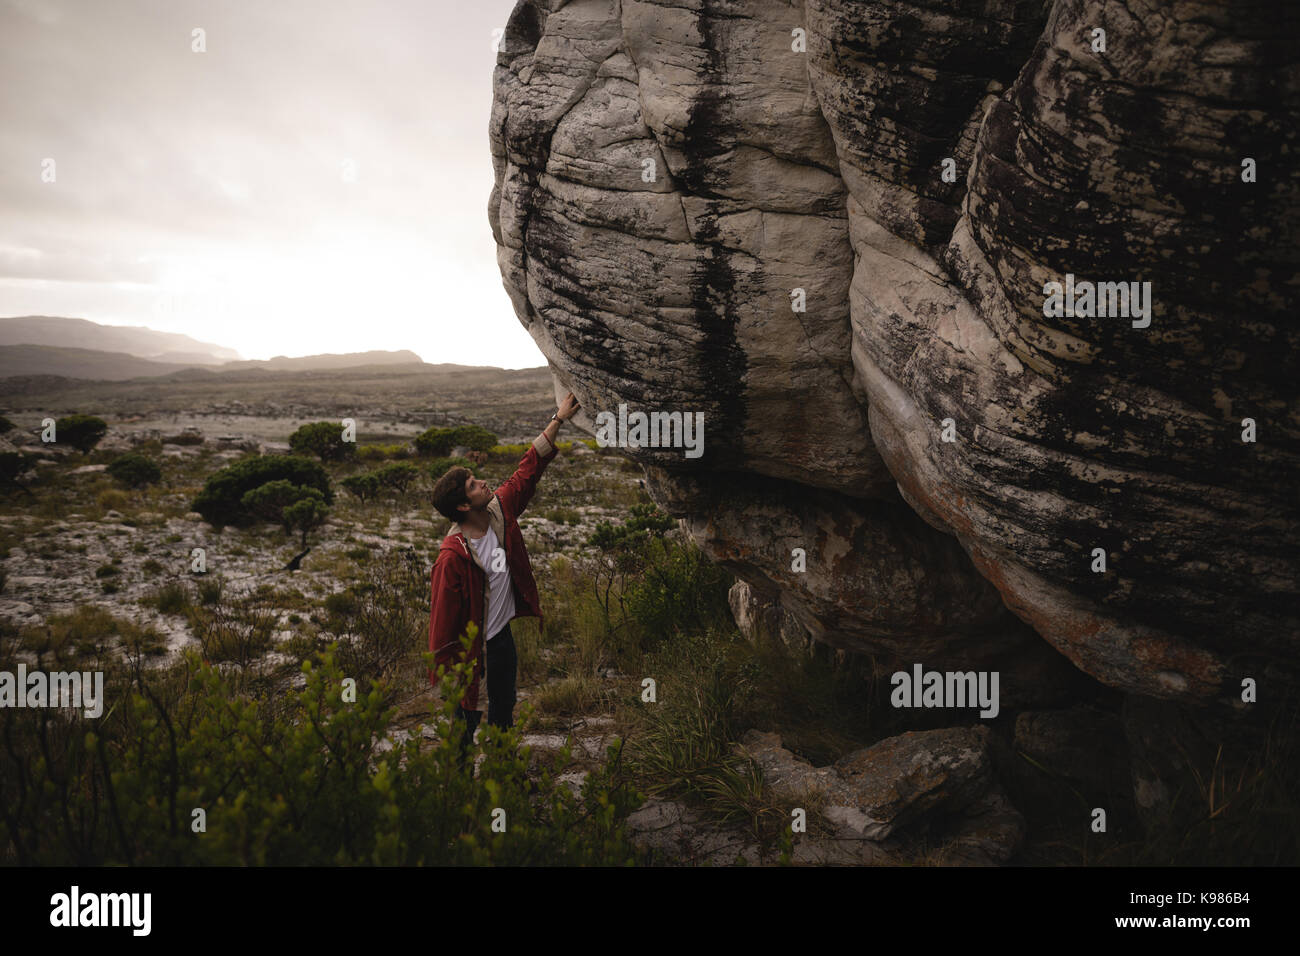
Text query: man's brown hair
432 466 472 522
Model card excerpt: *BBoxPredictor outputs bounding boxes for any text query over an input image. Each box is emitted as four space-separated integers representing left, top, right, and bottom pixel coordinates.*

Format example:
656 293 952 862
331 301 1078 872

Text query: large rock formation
490 0 1299 710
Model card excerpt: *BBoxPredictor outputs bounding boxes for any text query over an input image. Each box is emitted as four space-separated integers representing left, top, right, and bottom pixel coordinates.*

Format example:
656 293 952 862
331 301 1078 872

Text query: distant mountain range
0 316 428 381
0 316 241 364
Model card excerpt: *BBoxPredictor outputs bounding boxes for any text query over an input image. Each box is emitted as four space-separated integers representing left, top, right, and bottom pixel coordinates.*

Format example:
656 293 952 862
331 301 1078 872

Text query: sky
0 0 541 367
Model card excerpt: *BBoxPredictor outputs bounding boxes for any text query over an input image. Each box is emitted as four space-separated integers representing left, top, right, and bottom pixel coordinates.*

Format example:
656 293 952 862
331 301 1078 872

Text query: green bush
189 594 279 669
449 425 498 452
414 427 456 457
342 462 420 502
283 496 329 548
312 548 427 691
107 452 162 488
375 461 420 493
241 480 329 547
341 472 382 501
357 443 412 461
143 581 191 615
586 504 706 643
55 414 108 453
241 480 316 528
427 456 481 481
414 425 497 457
623 534 732 647
197 577 224 605
0 634 644 865
288 421 356 462
191 455 332 528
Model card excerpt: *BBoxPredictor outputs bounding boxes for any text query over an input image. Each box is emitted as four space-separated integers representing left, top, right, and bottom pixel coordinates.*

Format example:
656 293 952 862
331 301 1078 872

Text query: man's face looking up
461 475 492 512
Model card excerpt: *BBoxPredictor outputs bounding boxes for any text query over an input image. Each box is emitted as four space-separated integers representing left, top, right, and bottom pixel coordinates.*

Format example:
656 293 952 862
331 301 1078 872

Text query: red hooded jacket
428 431 556 711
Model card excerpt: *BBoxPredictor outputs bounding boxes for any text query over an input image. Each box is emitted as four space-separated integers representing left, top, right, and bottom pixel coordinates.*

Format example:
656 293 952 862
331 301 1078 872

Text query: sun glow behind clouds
0 0 538 367
145 230 506 361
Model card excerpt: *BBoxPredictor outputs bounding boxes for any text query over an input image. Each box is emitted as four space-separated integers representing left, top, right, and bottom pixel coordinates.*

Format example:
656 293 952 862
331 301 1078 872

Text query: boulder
735 726 1025 863
489 0 1299 707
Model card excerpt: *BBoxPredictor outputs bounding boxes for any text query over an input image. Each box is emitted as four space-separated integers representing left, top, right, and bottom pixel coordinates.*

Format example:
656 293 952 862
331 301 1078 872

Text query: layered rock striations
490 0 1299 708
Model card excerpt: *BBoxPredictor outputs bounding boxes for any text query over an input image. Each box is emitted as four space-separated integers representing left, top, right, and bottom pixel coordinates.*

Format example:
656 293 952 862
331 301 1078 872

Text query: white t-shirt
468 524 517 641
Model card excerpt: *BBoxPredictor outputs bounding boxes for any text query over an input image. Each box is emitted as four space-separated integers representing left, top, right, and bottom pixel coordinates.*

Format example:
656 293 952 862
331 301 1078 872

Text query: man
428 391 581 763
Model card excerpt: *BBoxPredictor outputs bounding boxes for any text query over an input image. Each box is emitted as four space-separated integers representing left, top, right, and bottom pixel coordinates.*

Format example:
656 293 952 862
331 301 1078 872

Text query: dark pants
454 623 517 766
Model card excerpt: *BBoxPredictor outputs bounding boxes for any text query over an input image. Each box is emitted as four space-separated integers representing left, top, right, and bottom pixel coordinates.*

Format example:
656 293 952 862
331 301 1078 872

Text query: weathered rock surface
491 0 1299 708
736 727 1024 863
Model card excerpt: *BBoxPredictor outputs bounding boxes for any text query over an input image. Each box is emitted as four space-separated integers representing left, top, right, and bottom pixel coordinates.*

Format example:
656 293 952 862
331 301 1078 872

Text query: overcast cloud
0 0 537 366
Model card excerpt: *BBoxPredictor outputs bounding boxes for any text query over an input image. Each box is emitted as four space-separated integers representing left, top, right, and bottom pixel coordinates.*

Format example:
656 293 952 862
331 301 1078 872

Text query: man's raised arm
495 391 581 517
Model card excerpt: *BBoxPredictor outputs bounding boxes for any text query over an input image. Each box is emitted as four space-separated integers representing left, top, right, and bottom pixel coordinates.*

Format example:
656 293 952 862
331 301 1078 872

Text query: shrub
190 594 279 670
191 455 332 528
144 581 191 615
414 424 498 458
13 604 157 661
283 496 329 549
414 426 456 457
197 577 224 605
344 462 421 502
313 548 428 693
288 421 356 462
375 461 420 493
0 415 14 433
240 481 330 547
0 638 643 865
427 456 481 481
96 488 129 511
448 425 498 452
240 480 314 528
623 534 732 647
107 452 162 488
341 472 382 501
357 443 411 461
54 414 108 453
586 504 685 640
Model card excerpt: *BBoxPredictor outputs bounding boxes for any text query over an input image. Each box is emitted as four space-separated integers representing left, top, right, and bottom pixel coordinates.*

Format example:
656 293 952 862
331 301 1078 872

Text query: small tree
240 480 326 535
107 452 162 488
288 421 355 462
586 504 678 635
55 414 108 453
449 425 498 453
413 426 456 458
341 472 382 502
375 461 420 493
284 496 329 548
192 455 332 528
